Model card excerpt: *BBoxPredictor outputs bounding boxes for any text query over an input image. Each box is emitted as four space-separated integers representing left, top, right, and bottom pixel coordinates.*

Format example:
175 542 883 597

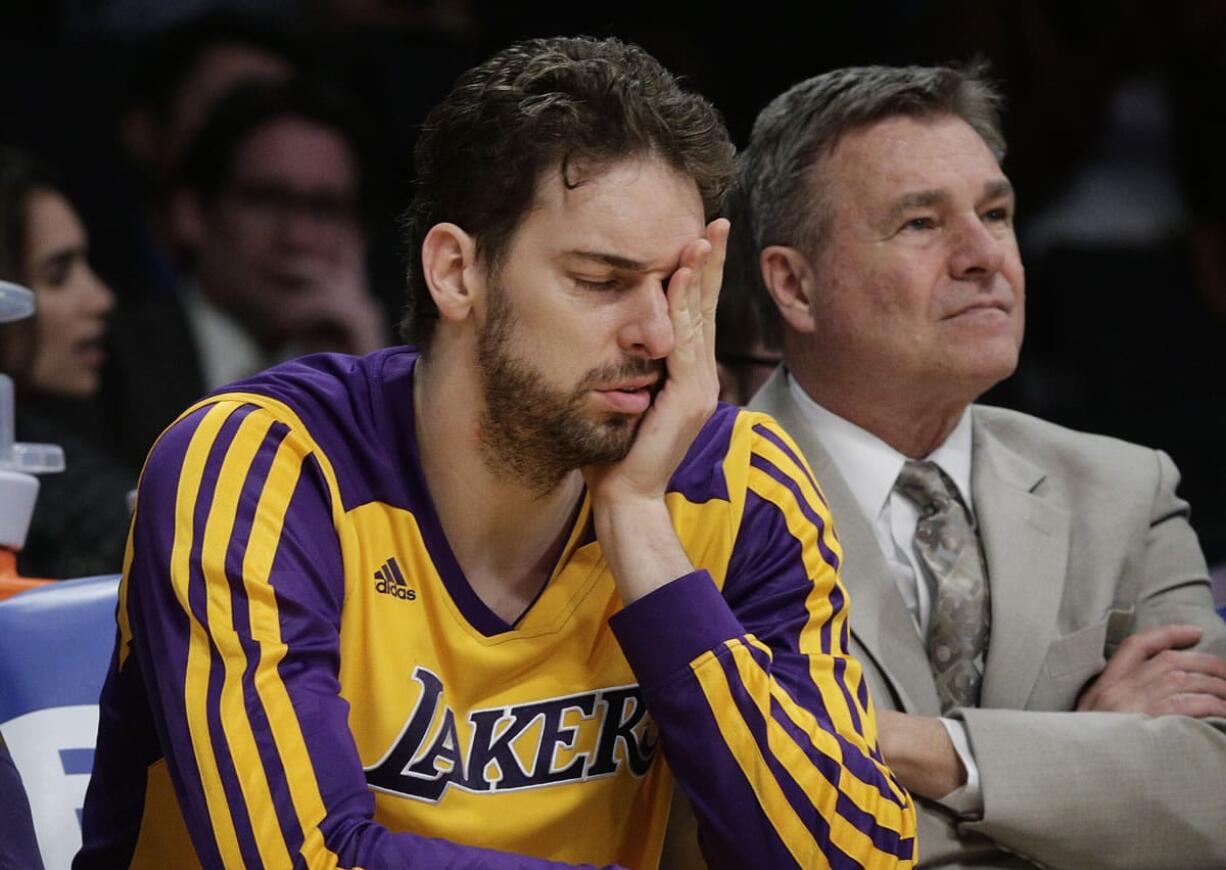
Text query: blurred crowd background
2 0 1225 576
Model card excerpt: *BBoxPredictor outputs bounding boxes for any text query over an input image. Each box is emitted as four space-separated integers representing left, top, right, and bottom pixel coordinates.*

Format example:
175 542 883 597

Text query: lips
599 375 659 392
945 299 1011 319
592 375 660 415
73 335 107 368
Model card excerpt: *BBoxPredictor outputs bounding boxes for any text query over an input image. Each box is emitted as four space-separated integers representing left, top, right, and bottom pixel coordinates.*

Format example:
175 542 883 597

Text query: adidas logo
374 557 417 601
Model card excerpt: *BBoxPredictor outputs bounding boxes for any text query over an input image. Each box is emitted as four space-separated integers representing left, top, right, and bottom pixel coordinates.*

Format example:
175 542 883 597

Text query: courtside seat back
0 575 120 870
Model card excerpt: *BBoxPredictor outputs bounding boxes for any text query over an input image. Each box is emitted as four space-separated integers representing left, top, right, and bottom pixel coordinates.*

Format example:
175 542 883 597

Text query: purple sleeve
610 418 917 869
124 400 623 870
0 737 44 870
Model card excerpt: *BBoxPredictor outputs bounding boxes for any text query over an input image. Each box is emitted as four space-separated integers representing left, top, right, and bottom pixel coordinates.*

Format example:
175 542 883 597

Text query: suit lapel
972 409 1071 709
750 369 941 715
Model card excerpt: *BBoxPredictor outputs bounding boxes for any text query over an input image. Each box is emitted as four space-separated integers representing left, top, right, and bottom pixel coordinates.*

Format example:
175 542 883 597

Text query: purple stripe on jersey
609 571 744 690
832 656 862 734
222 421 309 859
724 491 843 718
219 350 401 515
737 644 914 858
722 489 867 782
723 491 817 650
731 563 902 811
120 404 227 868
191 403 265 867
265 458 381 855
714 649 863 870
738 641 844 791
630 668 804 868
856 678 870 714
752 422 828 509
740 640 904 809
825 585 858 730
667 403 737 504
768 681 909 812
204 645 264 870
836 790 915 860
748 453 840 572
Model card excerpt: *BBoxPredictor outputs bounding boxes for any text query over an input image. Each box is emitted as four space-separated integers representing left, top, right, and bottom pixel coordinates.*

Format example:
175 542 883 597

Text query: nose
618 279 675 360
277 210 330 251
82 265 115 316
948 215 1005 281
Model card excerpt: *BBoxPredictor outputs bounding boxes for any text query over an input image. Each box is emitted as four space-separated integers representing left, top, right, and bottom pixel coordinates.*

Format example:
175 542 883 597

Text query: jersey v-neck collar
388 352 602 639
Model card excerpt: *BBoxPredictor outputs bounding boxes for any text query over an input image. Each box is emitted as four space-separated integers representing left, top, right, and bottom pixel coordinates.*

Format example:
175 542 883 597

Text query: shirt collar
785 372 975 520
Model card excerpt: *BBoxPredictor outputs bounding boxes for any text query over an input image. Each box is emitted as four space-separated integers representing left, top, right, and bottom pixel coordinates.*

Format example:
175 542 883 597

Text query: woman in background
0 147 132 578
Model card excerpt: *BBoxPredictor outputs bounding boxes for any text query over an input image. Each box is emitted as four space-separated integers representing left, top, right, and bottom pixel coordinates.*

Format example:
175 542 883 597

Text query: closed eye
574 276 620 291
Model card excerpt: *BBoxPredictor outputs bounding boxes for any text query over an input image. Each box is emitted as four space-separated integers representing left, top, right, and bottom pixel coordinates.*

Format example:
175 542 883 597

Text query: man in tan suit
733 64 1226 868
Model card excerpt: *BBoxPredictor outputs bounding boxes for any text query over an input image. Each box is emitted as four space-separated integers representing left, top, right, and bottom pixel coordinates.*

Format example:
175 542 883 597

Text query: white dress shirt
182 286 298 392
787 374 984 815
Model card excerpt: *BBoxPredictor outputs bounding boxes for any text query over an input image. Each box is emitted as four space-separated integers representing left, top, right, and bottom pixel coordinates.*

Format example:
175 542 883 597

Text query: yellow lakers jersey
78 348 916 869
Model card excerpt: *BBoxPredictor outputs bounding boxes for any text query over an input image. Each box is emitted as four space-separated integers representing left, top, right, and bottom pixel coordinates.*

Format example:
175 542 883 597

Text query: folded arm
957 448 1226 869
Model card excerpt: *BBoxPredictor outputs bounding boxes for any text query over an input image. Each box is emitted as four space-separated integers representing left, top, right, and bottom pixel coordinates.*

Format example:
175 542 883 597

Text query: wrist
876 711 966 800
592 495 692 604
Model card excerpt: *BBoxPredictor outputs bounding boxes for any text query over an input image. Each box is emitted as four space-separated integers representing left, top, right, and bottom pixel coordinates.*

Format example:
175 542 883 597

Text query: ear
760 245 817 334
421 223 481 324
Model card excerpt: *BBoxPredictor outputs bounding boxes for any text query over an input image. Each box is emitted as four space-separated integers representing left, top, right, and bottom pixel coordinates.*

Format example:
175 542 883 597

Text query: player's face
191 118 363 342
475 157 706 488
806 114 1025 400
23 189 114 397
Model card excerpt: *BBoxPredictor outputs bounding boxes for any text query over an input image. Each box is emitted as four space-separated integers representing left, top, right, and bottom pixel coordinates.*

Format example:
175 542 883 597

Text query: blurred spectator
97 12 305 303
120 13 302 187
0 147 133 579
99 76 387 469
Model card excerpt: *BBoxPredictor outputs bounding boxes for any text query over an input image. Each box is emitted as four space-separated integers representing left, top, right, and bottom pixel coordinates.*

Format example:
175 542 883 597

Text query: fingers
700 218 731 324
1143 649 1226 683
1081 647 1226 717
1157 671 1226 701
1080 623 1224 716
665 265 697 362
1100 623 1203 679
667 239 711 358
1159 693 1226 719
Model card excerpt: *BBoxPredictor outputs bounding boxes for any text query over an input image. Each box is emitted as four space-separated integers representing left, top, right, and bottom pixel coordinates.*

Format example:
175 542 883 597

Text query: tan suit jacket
750 368 1226 869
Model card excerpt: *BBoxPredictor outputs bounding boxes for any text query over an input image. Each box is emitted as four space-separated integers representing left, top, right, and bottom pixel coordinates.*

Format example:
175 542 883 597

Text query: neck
413 345 584 622
787 346 973 459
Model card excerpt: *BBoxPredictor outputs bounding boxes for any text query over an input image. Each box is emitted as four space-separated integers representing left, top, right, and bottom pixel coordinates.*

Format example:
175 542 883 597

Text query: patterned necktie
894 459 990 713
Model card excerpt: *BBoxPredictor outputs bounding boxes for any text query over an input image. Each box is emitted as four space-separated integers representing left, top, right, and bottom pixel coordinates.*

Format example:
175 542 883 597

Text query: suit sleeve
122 400 624 870
957 448 1226 870
610 416 918 869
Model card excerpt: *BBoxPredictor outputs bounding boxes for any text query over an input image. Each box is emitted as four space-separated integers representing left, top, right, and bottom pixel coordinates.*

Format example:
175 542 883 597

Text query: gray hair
726 63 1005 346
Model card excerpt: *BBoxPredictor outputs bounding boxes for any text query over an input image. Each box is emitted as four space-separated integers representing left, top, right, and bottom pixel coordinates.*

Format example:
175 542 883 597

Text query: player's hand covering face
581 217 729 502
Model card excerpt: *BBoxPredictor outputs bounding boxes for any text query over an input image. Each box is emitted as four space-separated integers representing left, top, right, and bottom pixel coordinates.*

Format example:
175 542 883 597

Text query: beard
476 286 662 496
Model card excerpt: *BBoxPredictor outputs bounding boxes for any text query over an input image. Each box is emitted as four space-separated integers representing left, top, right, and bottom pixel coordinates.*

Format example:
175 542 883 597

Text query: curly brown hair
400 35 734 350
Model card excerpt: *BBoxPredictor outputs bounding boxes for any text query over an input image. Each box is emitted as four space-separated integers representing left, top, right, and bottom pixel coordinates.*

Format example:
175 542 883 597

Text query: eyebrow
563 250 649 272
881 189 947 229
983 178 1014 201
884 178 1015 225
